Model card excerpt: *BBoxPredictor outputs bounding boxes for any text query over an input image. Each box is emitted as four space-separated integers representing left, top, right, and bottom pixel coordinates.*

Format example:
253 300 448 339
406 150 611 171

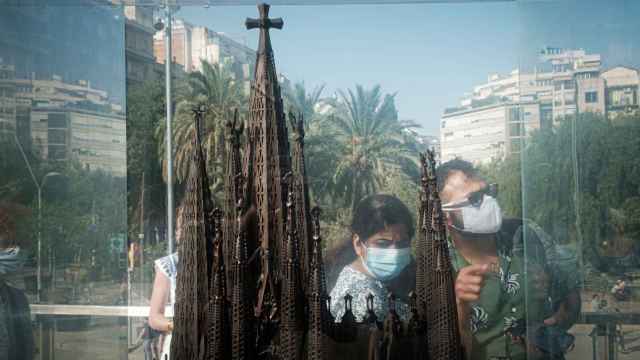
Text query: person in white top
149 206 184 359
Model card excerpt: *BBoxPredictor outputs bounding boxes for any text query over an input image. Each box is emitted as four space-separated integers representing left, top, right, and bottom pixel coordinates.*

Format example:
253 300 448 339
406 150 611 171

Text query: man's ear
352 234 365 258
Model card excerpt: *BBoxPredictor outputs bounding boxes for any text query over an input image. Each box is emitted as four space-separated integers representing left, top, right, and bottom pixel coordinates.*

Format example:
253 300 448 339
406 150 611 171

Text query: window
585 91 598 103
510 123 524 137
510 139 521 152
48 113 67 128
609 88 637 106
48 129 66 144
508 107 522 121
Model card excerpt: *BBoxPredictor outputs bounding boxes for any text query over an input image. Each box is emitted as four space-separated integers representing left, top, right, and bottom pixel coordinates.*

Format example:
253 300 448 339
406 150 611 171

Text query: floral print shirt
329 265 411 322
449 219 580 360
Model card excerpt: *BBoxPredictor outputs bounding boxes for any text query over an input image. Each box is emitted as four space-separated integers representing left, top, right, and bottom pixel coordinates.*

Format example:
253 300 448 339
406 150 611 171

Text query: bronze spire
223 110 244 289
279 174 305 360
230 191 253 360
289 111 313 291
420 150 464 360
243 2 291 322
308 207 329 360
207 208 230 360
171 106 214 360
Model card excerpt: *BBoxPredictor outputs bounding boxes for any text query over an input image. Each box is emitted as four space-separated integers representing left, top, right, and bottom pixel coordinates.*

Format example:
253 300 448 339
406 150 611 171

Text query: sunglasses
442 183 499 209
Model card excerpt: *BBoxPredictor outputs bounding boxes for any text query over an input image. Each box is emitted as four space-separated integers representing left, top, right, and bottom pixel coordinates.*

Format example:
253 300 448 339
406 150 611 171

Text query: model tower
416 150 464 360
171 107 215 360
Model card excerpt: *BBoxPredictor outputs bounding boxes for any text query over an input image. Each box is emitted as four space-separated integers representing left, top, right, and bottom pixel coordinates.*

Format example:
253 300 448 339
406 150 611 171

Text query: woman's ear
352 234 365 258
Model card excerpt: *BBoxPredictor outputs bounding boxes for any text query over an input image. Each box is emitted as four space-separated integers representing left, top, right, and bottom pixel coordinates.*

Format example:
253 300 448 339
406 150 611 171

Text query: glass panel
520 1 640 360
0 3 128 360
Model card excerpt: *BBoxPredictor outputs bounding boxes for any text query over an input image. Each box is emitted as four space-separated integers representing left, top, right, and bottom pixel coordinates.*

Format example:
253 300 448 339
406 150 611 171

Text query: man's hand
455 264 490 303
455 264 490 360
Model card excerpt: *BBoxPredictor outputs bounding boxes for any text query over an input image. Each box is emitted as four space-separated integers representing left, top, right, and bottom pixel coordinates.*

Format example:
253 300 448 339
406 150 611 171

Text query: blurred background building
441 47 640 164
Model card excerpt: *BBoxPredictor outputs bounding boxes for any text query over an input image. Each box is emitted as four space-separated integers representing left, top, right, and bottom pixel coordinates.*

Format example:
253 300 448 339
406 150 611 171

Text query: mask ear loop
353 234 366 260
357 239 376 278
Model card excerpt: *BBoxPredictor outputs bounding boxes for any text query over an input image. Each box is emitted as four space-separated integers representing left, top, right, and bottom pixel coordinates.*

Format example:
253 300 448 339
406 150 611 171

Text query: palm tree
330 84 419 211
157 61 247 191
281 81 341 202
283 81 325 132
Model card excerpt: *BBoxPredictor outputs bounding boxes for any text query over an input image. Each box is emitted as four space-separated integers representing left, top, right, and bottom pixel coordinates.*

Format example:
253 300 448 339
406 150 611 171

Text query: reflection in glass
1 3 127 359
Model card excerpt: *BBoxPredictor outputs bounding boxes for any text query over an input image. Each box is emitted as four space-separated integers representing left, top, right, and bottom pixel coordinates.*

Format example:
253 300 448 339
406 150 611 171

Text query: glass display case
0 1 638 359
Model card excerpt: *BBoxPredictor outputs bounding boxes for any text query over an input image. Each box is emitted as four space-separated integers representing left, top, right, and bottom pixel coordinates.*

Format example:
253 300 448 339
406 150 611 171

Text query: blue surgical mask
361 245 411 281
0 247 24 275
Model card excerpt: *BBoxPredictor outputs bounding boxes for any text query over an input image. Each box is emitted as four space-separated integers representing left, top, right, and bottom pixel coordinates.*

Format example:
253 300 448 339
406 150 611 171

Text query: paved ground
567 324 640 360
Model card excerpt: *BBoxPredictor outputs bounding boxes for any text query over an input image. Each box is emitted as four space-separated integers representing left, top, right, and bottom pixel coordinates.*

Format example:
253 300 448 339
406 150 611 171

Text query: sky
176 0 640 136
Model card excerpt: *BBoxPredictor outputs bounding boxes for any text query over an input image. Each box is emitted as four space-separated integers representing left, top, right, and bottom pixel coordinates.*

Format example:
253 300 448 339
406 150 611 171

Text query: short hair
435 158 479 193
351 194 415 241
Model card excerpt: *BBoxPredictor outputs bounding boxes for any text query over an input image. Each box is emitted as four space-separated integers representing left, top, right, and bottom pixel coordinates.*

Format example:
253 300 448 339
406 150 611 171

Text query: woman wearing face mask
327 194 415 322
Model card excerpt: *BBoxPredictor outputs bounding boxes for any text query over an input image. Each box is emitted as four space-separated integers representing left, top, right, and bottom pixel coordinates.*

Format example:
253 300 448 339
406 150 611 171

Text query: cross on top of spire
245 3 283 31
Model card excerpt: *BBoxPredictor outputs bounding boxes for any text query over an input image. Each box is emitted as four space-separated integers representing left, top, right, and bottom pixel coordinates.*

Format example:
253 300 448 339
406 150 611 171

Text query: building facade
441 48 639 164
30 107 126 177
0 71 127 176
601 66 640 119
154 18 195 73
153 17 255 89
124 5 156 84
0 63 16 137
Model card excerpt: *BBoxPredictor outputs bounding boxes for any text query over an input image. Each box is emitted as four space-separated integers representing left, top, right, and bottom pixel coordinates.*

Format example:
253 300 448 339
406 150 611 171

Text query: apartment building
0 63 16 136
441 48 638 164
154 18 255 83
601 66 640 119
124 5 156 84
30 107 126 176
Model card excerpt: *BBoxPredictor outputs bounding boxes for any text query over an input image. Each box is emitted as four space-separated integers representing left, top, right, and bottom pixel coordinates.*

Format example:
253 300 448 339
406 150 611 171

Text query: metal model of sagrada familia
170 4 463 360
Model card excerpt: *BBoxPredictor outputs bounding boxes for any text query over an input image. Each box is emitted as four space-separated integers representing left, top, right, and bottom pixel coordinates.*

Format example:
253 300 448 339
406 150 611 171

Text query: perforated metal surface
171 107 215 360
417 150 464 360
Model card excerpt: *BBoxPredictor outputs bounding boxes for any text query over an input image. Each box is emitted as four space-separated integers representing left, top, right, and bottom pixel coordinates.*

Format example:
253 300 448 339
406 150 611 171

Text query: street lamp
14 134 63 303
162 0 177 256
37 172 63 302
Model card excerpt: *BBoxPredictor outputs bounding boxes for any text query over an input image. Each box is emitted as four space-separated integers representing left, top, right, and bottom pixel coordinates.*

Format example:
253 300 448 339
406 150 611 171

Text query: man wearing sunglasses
436 159 581 360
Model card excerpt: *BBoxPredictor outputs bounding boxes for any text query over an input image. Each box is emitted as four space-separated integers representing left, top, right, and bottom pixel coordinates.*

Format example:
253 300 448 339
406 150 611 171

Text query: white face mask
442 195 503 234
